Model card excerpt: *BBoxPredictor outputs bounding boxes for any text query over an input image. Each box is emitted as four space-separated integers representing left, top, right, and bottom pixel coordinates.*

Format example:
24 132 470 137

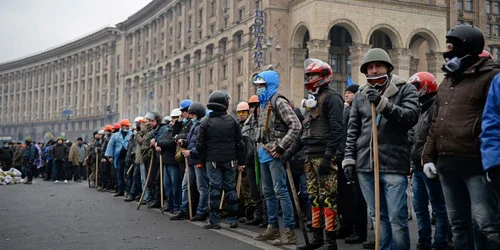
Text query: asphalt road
0 179 418 250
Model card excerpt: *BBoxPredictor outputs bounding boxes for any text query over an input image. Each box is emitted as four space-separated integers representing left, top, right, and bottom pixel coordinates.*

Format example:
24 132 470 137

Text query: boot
296 228 324 250
317 231 337 250
271 227 297 246
254 224 280 241
245 216 263 226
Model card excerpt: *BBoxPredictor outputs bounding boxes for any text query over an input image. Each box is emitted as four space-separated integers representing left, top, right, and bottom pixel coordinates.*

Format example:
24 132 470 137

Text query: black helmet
93 130 99 136
207 90 230 111
188 102 206 119
446 24 484 55
145 111 162 123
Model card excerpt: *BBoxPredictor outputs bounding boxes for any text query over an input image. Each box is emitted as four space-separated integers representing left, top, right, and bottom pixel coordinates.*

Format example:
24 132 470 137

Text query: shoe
124 195 135 202
191 213 207 221
109 189 118 193
140 199 150 205
254 224 280 241
114 192 125 197
100 188 108 192
317 231 337 250
64 180 68 183
416 243 431 250
229 222 238 228
258 222 268 228
135 197 140 202
147 202 161 209
345 234 366 244
24 181 32 184
203 224 221 229
170 210 179 215
245 217 263 226
362 240 375 249
297 228 324 250
170 211 189 220
238 217 247 223
271 227 297 246
55 180 59 184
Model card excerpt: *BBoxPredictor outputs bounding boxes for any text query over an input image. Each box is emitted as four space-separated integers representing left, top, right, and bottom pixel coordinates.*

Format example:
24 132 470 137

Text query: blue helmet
180 99 193 111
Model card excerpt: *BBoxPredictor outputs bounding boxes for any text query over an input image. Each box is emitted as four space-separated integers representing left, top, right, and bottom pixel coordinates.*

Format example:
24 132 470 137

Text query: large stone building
0 0 488 142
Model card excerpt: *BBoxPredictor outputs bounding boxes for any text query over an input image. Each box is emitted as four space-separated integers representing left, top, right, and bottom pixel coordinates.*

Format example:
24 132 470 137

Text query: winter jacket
423 57 500 167
51 143 68 161
410 96 435 169
1 146 13 166
342 75 420 175
155 124 178 166
140 125 155 165
124 135 136 167
87 139 101 167
22 143 37 165
196 106 246 165
13 146 24 167
481 72 500 172
34 144 43 169
105 129 133 168
44 146 52 162
69 143 87 166
186 122 202 166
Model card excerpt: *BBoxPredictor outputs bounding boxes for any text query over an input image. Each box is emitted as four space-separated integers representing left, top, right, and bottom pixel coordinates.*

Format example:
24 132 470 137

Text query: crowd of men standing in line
1 24 500 250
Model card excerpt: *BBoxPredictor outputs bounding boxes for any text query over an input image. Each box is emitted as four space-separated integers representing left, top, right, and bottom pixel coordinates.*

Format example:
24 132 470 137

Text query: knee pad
309 194 321 208
210 186 222 200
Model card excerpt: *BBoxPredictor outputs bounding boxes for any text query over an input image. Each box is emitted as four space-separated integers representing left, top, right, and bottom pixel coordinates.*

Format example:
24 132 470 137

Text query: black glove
318 156 332 177
365 88 381 106
273 145 285 156
281 152 292 163
344 164 355 183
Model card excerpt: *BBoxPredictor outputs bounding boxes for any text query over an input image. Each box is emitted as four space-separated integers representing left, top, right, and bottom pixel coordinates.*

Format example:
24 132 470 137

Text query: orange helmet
113 123 121 130
407 72 438 98
479 50 495 60
304 58 333 94
248 95 259 104
104 125 113 131
119 119 132 126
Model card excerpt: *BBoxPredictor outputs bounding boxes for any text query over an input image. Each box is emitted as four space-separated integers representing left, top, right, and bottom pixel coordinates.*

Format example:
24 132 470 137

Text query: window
495 1 500 14
487 0 492 14
188 36 192 44
235 34 242 49
197 72 201 87
495 24 500 36
211 23 215 35
199 9 204 24
222 64 227 79
209 68 213 82
197 93 201 102
187 76 190 90
224 17 228 28
465 0 472 11
458 0 463 10
117 55 121 68
255 0 261 9
239 7 245 21
90 64 93 74
237 58 243 75
188 16 192 31
211 1 216 16
329 54 341 73
199 30 203 40
487 23 492 36
497 49 500 61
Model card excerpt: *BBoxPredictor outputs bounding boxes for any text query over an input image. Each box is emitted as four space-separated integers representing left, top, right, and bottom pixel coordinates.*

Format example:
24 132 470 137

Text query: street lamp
262 35 282 70
142 69 155 114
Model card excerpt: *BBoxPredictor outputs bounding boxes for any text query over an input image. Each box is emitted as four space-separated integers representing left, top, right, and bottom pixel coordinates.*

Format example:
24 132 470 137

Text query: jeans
180 164 196 213
54 160 65 181
115 157 126 193
127 163 141 197
358 172 410 250
139 163 150 200
164 164 182 211
45 160 53 179
67 164 80 181
260 158 295 229
439 172 500 249
25 163 34 181
207 161 238 225
125 163 134 194
412 167 449 249
194 165 209 215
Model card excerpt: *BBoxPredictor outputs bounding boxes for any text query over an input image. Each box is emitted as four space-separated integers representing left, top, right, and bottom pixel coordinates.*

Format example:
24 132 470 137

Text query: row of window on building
1 119 106 135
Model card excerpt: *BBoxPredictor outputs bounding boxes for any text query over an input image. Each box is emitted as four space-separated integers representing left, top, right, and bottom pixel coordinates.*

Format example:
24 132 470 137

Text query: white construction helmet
134 116 144 123
170 108 182 117
163 116 172 123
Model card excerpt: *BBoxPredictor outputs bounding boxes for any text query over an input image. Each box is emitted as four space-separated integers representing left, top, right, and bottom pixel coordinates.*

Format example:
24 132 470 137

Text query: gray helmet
162 116 172 123
360 48 394 74
188 102 206 118
144 111 161 122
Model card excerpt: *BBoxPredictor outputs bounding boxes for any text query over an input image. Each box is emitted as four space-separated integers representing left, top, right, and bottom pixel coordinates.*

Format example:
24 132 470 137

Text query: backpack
269 94 293 132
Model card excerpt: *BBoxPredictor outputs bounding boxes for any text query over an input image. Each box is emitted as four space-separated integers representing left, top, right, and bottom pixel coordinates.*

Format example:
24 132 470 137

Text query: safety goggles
237 111 248 116
366 74 389 87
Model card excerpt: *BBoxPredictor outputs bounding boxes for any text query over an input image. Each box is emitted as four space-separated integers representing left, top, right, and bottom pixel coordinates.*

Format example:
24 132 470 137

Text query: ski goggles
366 74 389 87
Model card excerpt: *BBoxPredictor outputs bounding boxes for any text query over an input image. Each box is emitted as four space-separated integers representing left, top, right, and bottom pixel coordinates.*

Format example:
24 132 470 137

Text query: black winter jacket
342 75 420 175
410 96 435 169
51 143 69 161
196 104 246 165
156 124 178 166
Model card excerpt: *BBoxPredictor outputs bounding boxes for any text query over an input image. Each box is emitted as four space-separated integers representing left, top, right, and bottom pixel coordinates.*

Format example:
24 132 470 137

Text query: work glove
423 163 438 179
318 155 332 177
343 164 355 183
281 152 292 164
365 88 382 106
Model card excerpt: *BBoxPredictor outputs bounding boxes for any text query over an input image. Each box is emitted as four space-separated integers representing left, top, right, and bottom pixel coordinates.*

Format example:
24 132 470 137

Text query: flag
346 75 355 86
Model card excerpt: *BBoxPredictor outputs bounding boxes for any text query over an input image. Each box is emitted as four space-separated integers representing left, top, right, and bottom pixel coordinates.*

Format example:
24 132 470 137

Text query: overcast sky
0 0 152 62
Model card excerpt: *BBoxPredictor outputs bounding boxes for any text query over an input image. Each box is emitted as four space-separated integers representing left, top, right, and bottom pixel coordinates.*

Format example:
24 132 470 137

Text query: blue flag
347 75 355 86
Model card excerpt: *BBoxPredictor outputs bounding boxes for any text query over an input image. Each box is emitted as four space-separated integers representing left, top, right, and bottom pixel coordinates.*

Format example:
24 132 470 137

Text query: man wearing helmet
423 24 500 248
98 125 113 191
105 119 133 197
143 111 165 209
283 58 345 249
343 48 420 249
252 70 301 245
408 72 451 250
123 117 146 202
196 91 246 229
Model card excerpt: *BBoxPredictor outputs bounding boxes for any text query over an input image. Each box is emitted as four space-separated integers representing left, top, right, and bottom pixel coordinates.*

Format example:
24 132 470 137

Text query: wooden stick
286 162 310 249
185 157 193 220
371 104 381 250
137 155 154 210
219 190 225 210
95 149 99 190
160 153 164 213
87 164 91 188
126 164 134 175
236 171 242 198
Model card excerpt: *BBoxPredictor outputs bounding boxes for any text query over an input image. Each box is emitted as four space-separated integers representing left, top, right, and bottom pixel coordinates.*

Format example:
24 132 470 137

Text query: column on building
306 39 330 63
348 43 372 86
289 47 308 104
388 47 411 79
409 56 420 77
426 51 445 83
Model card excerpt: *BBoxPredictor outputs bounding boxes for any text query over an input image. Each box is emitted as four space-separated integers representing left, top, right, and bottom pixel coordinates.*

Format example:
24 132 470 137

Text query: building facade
0 0 481 142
